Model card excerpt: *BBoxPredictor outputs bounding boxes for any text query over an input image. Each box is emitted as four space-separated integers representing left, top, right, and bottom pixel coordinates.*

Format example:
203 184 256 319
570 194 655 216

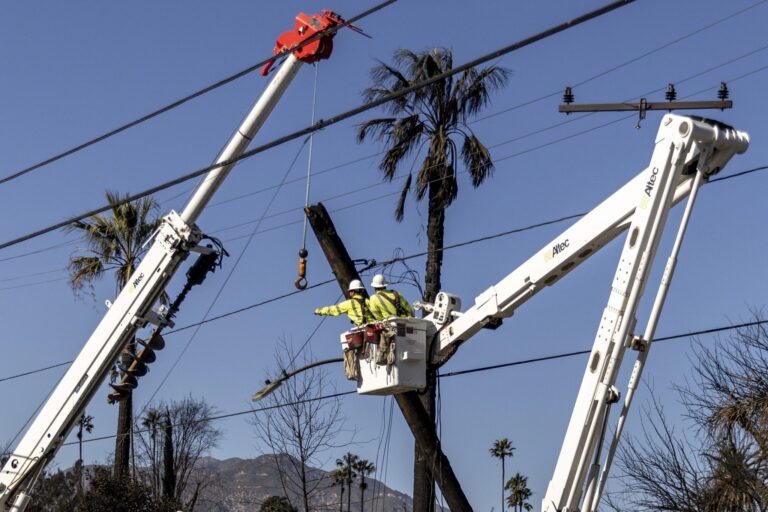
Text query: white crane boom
348 114 749 511
0 11 349 511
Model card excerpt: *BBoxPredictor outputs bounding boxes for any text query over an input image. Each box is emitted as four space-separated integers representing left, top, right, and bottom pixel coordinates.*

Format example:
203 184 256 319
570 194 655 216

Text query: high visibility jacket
315 296 373 326
369 289 414 320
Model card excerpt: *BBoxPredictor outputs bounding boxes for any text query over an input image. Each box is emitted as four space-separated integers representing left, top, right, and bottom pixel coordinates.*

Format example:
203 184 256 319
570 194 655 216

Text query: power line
0 0 399 187
62 390 357 447
155 35 768 216
3 158 766 387
0 361 72 383
4 2 764 267
438 319 768 378
46 319 768 448
0 0 635 253
138 137 311 410
3 43 764 267
473 0 768 124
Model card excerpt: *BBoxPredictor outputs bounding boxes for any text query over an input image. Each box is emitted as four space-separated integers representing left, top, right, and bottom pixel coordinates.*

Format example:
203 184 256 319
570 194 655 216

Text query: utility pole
305 203 472 511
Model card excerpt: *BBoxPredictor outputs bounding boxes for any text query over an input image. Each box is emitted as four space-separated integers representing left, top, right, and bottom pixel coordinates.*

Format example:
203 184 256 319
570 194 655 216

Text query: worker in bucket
368 274 415 320
314 279 373 326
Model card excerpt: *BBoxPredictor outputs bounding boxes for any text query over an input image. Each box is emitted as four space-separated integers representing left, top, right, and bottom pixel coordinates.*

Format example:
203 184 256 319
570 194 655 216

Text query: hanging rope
295 63 319 290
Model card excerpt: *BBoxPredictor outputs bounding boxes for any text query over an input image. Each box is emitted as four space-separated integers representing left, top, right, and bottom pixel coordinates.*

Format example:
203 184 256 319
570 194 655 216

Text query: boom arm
433 115 749 361
426 114 748 511
0 11 346 511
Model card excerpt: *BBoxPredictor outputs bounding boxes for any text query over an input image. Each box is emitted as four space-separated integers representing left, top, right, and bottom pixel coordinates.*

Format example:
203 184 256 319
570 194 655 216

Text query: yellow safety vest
369 289 414 320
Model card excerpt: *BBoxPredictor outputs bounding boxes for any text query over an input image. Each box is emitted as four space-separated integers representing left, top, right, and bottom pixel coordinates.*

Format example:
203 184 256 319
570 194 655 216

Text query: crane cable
295 63 320 290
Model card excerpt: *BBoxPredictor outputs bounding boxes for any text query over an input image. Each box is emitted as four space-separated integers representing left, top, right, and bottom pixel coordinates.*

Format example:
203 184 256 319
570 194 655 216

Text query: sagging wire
295 63 320 290
380 248 424 297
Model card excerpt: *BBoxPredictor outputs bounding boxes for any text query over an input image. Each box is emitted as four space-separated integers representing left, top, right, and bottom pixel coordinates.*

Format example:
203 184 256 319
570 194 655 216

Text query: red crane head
260 10 369 76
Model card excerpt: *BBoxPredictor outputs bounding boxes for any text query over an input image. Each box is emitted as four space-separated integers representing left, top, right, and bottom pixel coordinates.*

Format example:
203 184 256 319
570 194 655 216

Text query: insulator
665 83 676 102
718 82 729 100
563 86 574 104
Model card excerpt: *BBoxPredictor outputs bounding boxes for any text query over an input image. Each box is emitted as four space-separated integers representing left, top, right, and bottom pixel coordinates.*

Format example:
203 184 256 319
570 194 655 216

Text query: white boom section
423 114 747 511
433 115 749 362
0 54 304 511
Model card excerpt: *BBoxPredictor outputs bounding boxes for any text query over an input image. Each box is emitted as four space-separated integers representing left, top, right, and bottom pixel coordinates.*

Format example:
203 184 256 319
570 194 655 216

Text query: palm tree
354 459 376 512
505 473 533 512
336 453 359 512
358 48 509 509
330 466 349 512
67 190 161 479
76 413 94 493
142 408 162 498
490 438 515 512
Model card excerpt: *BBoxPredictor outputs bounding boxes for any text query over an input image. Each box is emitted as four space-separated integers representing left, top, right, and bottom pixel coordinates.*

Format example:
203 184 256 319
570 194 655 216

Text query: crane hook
294 248 308 290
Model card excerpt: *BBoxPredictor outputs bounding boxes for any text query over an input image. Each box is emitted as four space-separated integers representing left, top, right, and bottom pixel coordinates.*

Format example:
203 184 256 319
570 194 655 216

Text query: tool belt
342 322 396 380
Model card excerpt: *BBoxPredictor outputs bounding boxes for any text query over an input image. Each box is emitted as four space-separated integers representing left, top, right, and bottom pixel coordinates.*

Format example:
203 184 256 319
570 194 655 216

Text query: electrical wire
473 0 768 124
3 0 764 267
137 36 768 220
3 42 765 265
62 390 357 447
2 162 766 384
51 319 768 450
138 138 310 411
0 0 399 187
0 150 765 378
0 0 635 253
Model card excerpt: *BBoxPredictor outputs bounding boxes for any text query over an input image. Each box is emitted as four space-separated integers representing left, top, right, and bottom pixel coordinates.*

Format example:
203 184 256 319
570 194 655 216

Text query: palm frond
395 173 413 222
356 117 397 143
462 134 494 187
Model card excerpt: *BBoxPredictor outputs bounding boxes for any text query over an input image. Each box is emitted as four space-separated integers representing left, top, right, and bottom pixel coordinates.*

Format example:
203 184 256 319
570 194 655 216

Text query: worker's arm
398 293 415 317
315 300 350 317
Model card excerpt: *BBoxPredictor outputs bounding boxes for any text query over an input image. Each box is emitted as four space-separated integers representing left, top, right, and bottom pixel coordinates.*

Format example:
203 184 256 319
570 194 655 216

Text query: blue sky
1 1 767 510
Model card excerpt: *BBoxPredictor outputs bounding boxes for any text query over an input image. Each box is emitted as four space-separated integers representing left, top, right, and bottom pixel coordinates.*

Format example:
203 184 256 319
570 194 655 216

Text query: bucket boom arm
0 11 347 511
423 114 748 511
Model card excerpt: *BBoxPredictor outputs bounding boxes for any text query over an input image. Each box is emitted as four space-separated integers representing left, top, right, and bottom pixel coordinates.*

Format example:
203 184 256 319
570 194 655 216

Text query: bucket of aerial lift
345 317 430 395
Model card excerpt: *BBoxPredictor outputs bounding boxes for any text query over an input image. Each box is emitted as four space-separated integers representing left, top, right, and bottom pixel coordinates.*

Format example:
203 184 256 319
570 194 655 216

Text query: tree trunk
300 457 309 512
360 476 365 512
501 458 506 512
413 188 445 512
113 343 133 479
340 484 344 512
162 414 176 500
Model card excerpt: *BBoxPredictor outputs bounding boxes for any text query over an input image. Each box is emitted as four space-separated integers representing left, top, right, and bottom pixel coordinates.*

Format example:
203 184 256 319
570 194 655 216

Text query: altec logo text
552 239 570 258
644 167 659 197
132 273 145 289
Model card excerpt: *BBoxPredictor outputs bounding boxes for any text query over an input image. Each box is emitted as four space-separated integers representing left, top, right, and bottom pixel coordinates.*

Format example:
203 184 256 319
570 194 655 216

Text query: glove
314 308 322 315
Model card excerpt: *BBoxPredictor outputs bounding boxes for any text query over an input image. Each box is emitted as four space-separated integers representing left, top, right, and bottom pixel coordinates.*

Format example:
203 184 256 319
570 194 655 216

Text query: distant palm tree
358 48 509 509
67 190 161 478
490 438 515 512
505 473 533 512
76 413 94 493
354 459 376 512
330 466 349 512
336 453 359 512
142 408 162 498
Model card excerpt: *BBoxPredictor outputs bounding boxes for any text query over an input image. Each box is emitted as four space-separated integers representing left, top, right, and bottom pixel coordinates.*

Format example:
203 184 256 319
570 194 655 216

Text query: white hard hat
371 274 388 289
348 279 365 292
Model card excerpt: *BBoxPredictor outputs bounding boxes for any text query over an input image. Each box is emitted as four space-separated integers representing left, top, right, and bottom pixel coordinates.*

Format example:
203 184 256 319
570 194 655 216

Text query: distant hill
191 455 413 512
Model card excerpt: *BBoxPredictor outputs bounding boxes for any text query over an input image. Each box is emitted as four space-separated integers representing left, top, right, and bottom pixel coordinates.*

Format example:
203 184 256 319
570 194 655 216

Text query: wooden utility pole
305 203 472 511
